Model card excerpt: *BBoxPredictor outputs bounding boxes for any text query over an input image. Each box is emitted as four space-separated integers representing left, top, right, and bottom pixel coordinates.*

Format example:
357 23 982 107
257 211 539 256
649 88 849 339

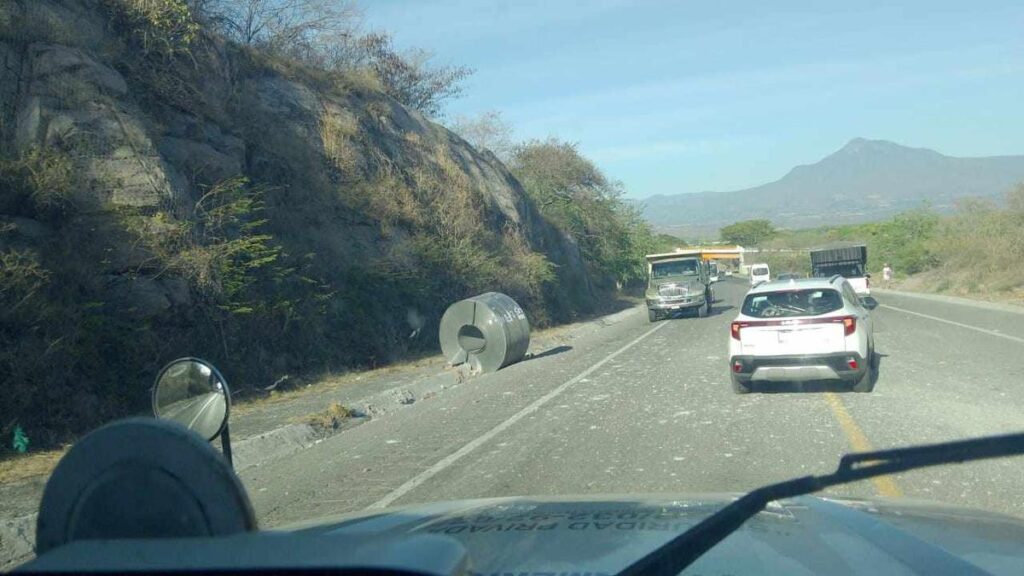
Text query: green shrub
510 139 653 290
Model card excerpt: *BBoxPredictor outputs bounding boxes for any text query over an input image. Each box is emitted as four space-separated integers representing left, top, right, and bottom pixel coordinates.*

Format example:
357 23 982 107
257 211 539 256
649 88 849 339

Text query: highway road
158 392 226 436
242 279 1024 526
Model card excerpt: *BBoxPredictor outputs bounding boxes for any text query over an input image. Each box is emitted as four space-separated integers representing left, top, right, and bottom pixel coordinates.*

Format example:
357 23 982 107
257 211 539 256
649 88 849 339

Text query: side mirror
865 273 872 278
153 358 233 466
860 296 878 310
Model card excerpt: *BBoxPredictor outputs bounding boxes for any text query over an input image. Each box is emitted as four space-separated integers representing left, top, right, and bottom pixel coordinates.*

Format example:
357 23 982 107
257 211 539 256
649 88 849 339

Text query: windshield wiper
618 431 1024 576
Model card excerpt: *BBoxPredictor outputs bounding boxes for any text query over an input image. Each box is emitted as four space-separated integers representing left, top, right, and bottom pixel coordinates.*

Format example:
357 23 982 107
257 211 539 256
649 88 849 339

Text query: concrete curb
231 365 468 472
0 514 35 571
873 288 1024 316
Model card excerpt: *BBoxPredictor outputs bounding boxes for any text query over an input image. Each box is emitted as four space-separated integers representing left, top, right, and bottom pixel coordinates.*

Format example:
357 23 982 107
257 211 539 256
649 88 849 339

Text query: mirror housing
153 358 230 442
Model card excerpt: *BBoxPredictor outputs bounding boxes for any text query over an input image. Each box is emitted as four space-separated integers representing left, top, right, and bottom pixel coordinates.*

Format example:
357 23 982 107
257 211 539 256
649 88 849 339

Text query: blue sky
362 0 1024 199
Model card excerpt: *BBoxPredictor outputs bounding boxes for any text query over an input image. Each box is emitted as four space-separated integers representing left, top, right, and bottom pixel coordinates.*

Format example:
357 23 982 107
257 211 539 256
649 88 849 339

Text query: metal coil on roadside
439 292 530 373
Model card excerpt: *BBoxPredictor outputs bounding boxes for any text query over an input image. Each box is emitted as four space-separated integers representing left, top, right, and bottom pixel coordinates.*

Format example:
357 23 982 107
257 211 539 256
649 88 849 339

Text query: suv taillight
731 321 744 340
841 316 856 336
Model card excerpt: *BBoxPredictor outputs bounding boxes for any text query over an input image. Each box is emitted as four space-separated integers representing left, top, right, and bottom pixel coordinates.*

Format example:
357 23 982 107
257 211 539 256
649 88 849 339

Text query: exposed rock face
0 0 592 327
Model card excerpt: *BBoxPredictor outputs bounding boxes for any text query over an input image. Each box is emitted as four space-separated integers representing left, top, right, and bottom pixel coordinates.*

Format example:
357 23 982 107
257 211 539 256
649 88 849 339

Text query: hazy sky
362 0 1024 198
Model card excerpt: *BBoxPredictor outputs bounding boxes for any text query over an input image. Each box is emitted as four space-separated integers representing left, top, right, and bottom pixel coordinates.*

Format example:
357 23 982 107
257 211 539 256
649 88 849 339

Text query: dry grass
303 402 353 432
320 108 361 174
0 448 68 484
339 67 385 95
898 268 1024 306
365 100 391 122
901 192 1024 302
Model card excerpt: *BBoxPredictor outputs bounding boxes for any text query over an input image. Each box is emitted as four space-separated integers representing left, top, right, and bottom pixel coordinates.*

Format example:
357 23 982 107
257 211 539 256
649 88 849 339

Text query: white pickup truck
810 243 870 296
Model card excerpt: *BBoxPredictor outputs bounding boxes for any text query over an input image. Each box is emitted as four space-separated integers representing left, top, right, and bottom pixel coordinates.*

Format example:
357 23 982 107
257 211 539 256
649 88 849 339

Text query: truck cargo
809 243 870 295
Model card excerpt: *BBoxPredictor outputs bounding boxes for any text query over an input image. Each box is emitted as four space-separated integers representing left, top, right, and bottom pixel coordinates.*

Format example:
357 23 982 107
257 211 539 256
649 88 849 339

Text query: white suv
728 275 875 394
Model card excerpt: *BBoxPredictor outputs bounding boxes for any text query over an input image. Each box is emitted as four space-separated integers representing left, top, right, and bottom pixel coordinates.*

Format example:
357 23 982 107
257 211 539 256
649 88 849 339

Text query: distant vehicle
749 264 770 285
810 243 870 296
724 268 733 277
709 261 721 283
644 251 714 322
777 272 803 280
728 275 875 394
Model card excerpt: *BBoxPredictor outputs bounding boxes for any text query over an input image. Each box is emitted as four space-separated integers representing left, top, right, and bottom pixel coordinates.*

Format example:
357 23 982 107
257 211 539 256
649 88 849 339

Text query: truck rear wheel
697 300 709 318
647 308 658 323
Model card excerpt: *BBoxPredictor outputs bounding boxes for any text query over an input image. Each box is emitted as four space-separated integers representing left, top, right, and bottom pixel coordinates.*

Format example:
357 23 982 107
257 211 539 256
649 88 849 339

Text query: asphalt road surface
242 279 1024 526
158 392 227 440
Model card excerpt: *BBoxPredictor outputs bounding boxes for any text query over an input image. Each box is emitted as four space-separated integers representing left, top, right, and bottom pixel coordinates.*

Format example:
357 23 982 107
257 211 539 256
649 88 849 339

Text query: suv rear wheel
852 346 875 393
731 373 751 394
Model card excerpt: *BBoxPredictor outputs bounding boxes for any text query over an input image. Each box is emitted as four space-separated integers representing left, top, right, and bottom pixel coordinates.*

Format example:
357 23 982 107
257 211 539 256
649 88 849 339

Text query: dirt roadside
0 299 641 569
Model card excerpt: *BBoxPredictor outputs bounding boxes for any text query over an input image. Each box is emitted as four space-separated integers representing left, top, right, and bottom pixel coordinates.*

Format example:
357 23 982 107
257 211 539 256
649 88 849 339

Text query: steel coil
439 292 530 373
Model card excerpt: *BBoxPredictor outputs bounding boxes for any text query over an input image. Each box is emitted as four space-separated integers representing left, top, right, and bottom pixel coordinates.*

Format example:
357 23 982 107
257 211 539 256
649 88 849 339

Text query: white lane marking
367 319 670 509
880 304 1024 345
187 394 218 430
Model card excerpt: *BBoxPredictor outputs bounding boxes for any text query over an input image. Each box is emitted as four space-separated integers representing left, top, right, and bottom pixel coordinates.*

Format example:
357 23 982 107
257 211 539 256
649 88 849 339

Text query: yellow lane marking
823 392 903 497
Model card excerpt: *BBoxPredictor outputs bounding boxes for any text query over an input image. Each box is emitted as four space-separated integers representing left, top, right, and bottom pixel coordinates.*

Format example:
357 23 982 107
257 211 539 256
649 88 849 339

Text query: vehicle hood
294 494 1024 575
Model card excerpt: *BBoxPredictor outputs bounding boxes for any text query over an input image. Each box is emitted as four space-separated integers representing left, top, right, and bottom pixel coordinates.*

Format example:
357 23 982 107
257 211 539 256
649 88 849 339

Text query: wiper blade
618 431 1024 576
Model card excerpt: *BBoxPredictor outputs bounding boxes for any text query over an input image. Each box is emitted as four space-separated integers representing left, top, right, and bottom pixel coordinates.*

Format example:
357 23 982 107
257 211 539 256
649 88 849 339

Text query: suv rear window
742 288 844 318
752 266 768 275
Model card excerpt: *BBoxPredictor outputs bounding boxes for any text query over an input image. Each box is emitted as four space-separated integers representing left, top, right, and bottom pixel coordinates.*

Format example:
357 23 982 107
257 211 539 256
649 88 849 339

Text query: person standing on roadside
882 263 893 288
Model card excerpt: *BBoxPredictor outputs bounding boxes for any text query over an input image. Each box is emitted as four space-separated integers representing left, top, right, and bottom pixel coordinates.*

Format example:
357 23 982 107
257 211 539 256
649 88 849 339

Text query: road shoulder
873 288 1024 315
0 302 643 569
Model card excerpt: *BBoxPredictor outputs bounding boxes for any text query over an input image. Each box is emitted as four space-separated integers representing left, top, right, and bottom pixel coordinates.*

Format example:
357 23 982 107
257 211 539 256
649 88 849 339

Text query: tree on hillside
192 1 472 116
652 233 686 253
192 0 360 51
348 33 473 117
510 139 655 286
720 219 776 246
1007 182 1024 213
449 110 514 161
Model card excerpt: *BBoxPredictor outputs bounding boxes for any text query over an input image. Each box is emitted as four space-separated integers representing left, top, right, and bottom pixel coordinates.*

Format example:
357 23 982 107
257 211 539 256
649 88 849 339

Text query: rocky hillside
643 138 1024 236
0 0 596 446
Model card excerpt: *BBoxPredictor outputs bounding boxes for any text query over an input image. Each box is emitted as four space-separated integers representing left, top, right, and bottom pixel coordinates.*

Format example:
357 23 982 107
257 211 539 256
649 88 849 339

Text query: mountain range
641 138 1024 237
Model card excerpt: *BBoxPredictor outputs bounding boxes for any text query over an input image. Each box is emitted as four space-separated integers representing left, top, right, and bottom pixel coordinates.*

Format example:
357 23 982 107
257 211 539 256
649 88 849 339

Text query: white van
749 264 770 286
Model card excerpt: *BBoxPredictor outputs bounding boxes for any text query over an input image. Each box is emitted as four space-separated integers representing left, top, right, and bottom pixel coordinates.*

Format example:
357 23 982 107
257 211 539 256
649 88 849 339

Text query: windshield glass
6 1 1024 571
742 289 844 318
652 259 699 277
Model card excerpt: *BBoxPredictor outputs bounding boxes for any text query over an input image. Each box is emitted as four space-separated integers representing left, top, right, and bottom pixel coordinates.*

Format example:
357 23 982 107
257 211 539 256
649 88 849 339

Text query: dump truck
809 243 870 296
644 250 714 322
